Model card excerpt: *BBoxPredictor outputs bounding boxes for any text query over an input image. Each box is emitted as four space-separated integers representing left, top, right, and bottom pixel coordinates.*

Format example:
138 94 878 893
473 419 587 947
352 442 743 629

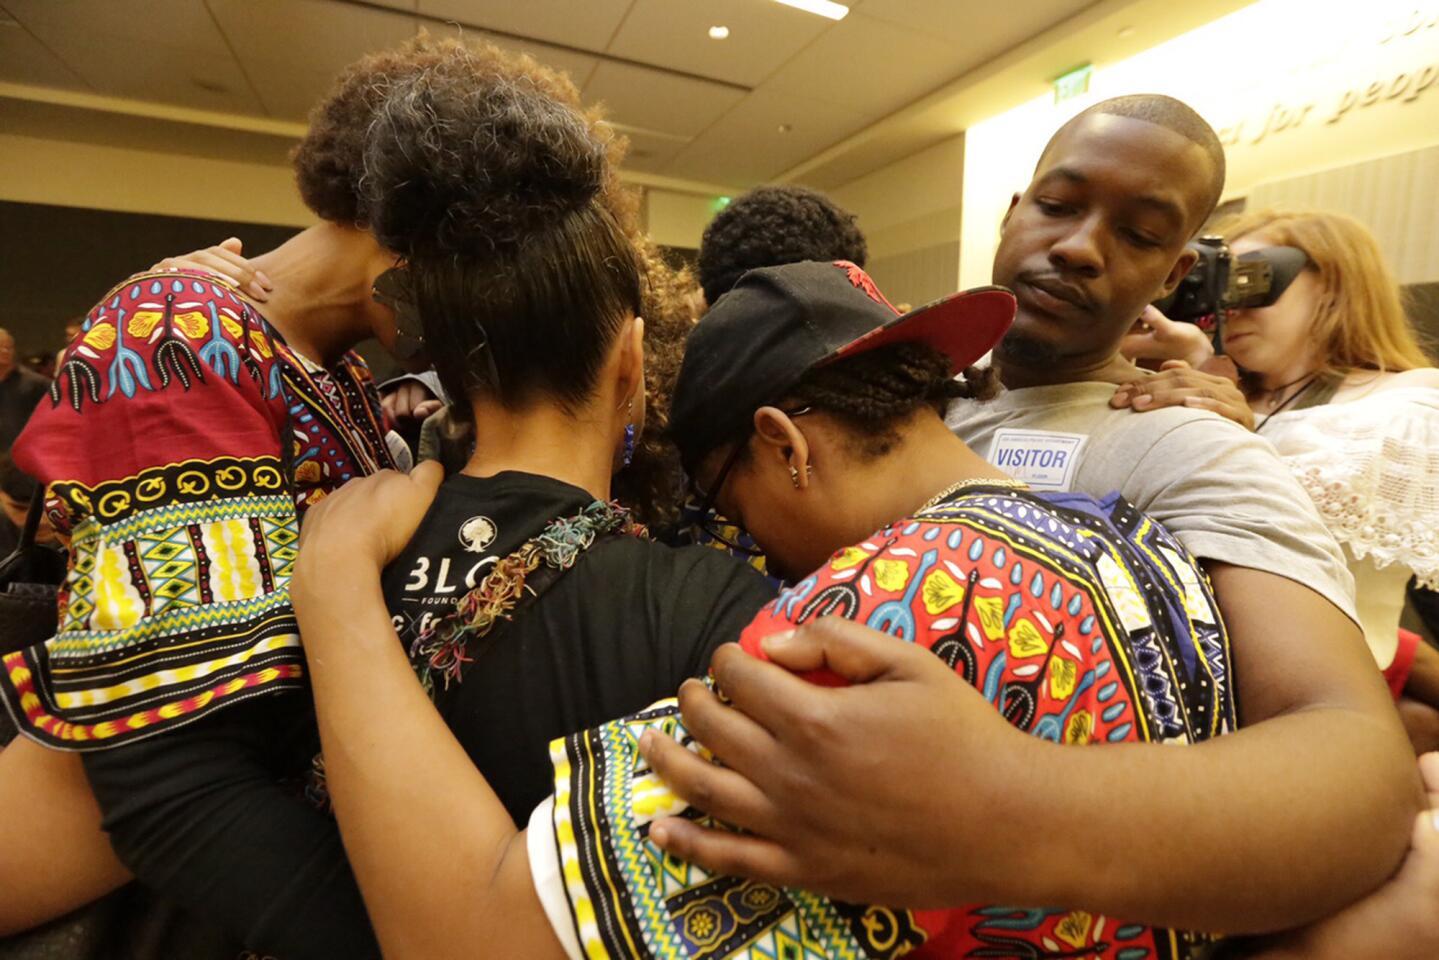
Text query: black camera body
1153 236 1308 338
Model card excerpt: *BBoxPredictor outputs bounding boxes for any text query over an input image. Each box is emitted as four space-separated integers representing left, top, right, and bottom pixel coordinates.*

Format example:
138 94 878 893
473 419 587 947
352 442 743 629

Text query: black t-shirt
381 471 775 823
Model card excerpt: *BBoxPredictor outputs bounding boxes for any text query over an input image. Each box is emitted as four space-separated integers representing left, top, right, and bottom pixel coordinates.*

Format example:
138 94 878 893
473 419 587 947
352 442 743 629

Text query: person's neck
996 349 1139 391
850 416 1014 529
248 223 380 366
1252 353 1324 395
0 364 13 381
460 396 615 503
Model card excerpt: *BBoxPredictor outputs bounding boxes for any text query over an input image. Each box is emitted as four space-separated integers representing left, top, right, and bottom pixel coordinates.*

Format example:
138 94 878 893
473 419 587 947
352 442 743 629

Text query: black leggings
80 694 378 960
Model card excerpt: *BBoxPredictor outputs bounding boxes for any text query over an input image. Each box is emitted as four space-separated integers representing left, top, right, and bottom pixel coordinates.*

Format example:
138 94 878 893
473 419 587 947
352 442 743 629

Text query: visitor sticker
988 429 1087 491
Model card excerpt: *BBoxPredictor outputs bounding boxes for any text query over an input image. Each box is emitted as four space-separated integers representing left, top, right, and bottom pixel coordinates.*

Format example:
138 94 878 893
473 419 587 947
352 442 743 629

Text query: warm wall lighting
772 0 849 21
708 24 730 39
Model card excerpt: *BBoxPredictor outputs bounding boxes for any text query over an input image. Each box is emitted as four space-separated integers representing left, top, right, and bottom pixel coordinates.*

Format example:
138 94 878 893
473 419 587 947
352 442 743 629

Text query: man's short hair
697 185 867 305
1042 94 1227 224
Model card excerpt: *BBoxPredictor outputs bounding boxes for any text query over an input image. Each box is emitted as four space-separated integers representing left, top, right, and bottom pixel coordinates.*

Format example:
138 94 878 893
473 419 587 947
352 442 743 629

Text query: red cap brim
830 285 1016 373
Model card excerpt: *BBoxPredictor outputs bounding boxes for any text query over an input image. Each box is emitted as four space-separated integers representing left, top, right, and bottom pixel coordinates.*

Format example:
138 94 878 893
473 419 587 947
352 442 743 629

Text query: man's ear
999 192 1022 232
1158 248 1200 299
753 406 811 488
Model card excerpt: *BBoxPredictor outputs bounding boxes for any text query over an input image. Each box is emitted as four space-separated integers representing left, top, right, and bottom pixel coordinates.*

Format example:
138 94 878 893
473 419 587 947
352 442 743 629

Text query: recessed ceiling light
777 123 793 133
772 0 849 21
708 24 730 39
1118 25 1136 37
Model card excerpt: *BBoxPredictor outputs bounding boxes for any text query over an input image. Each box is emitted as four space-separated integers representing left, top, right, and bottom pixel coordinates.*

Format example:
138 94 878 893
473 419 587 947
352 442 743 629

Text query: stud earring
790 464 811 488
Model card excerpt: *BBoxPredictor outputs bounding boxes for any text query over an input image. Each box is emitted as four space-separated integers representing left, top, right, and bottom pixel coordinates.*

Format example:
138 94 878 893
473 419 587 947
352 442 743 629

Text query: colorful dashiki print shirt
0 269 398 750
544 484 1237 960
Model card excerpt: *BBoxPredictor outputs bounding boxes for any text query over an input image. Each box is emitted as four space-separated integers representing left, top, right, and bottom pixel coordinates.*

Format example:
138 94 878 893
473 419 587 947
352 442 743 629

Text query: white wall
0 129 730 252
644 188 723 250
960 0 1439 288
830 135 964 307
0 132 315 227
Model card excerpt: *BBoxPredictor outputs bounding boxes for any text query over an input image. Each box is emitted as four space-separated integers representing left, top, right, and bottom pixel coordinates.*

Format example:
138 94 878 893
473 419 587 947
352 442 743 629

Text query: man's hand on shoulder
639 617 1046 909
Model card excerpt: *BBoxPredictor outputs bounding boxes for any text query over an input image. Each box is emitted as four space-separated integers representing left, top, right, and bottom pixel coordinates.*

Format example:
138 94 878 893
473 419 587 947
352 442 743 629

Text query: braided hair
785 343 996 459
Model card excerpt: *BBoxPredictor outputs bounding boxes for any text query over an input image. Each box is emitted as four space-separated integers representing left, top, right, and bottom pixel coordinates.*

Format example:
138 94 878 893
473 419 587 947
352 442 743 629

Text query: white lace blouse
1261 386 1439 667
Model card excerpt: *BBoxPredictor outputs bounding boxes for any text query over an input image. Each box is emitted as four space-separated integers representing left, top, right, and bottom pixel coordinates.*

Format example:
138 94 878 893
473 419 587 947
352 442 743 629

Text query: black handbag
0 495 65 658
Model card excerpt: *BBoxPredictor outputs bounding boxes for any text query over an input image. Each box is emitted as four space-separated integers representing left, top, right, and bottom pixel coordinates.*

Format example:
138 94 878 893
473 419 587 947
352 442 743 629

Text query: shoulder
1111 402 1244 444
53 269 281 415
583 536 771 599
1339 367 1439 397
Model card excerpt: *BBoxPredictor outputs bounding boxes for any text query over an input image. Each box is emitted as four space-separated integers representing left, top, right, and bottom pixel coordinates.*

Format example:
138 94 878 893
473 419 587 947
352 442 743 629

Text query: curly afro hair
291 33 639 232
612 238 700 529
357 35 694 526
697 185 867 306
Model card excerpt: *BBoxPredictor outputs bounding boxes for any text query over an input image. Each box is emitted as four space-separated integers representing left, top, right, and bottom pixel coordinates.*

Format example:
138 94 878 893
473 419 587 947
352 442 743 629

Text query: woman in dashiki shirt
0 43 417 958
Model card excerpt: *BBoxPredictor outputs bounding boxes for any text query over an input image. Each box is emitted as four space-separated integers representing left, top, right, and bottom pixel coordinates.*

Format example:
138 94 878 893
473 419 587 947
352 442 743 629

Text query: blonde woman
1116 209 1439 747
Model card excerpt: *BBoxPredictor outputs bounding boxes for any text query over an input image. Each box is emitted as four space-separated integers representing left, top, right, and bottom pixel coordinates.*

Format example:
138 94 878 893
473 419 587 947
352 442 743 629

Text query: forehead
1034 114 1215 229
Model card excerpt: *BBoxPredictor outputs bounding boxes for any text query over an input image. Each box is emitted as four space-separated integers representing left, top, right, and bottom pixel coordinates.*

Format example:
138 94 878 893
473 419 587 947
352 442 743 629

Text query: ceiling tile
417 0 633 51
666 88 861 186
243 60 339 122
209 0 417 82
3 0 232 57
606 0 832 87
613 126 687 174
422 22 600 90
582 60 744 138
33 28 264 114
858 0 1092 47
0 21 88 90
760 11 964 117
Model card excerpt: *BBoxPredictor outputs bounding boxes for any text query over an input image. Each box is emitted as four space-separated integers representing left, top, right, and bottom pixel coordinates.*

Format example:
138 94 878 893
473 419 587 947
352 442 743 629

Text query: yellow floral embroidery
872 558 910 593
82 323 116 350
1064 709 1093 745
921 568 965 614
1007 617 1048 659
830 546 869 571
221 315 243 341
173 311 210 340
127 312 163 338
1055 910 1093 948
1049 656 1079 700
248 330 273 358
974 595 1005 641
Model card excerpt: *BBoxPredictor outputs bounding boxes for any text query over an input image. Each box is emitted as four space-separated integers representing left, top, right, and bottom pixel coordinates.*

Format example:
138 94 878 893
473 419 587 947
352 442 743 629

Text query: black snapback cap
669 259 1015 472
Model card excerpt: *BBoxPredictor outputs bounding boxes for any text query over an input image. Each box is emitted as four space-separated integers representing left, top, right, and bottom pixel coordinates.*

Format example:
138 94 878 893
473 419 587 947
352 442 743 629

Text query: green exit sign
1053 63 1093 103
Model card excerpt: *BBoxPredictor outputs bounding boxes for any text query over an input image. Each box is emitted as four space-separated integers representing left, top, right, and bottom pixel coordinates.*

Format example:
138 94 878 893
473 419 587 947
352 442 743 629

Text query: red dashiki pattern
0 269 398 750
547 484 1236 960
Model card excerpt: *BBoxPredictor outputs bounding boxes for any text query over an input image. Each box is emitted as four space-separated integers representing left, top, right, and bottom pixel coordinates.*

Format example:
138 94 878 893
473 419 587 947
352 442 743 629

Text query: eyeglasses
372 266 427 364
373 265 501 392
684 405 812 557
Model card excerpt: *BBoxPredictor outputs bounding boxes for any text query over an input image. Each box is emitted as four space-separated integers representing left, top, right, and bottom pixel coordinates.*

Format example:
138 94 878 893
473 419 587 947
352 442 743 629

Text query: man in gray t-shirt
947 382 1358 622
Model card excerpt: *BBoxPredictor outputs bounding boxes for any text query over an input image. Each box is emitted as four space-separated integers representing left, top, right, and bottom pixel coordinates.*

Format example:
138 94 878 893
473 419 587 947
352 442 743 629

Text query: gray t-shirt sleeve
1108 413 1358 623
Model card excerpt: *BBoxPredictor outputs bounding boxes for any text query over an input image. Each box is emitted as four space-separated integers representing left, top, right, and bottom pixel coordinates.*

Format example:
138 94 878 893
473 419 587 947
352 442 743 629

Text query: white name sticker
987 429 1088 491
